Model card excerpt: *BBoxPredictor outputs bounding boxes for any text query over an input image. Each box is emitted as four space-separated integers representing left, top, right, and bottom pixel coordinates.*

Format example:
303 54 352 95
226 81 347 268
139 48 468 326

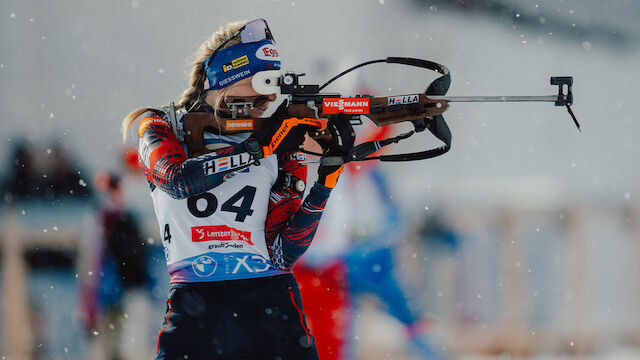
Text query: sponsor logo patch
218 69 252 87
203 153 253 175
222 55 250 73
322 98 370 114
270 122 291 149
255 44 280 61
290 152 306 161
224 119 254 131
137 116 167 137
208 242 244 250
388 94 419 106
192 255 217 277
191 225 254 245
230 254 270 274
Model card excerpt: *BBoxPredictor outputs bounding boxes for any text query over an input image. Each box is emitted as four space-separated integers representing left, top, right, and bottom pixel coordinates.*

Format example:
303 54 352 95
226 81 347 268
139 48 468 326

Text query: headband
202 39 281 90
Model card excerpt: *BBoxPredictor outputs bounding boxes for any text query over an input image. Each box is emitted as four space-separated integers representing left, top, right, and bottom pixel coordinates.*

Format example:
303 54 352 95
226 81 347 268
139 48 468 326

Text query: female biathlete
121 19 355 359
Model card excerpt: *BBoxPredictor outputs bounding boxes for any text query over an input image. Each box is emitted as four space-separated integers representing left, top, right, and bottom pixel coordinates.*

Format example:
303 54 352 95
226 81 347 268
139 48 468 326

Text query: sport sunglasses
206 18 275 68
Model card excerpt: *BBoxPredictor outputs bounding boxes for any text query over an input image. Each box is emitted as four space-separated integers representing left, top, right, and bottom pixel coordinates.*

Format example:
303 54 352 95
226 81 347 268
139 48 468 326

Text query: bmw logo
192 255 217 277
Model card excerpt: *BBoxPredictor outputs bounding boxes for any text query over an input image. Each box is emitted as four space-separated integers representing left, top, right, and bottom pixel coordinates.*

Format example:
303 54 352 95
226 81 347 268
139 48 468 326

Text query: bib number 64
187 185 257 222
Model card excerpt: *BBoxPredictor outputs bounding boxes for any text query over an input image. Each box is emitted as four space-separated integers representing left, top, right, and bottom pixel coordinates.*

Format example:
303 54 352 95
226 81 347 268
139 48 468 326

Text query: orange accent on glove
261 118 323 157
319 165 345 189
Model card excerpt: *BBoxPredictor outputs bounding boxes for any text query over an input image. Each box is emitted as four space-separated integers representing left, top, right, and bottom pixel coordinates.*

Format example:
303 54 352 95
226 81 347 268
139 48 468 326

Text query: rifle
181 58 579 160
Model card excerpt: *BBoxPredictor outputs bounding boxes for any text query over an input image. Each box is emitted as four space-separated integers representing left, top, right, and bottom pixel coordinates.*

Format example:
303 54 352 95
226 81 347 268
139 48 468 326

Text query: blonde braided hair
121 20 246 141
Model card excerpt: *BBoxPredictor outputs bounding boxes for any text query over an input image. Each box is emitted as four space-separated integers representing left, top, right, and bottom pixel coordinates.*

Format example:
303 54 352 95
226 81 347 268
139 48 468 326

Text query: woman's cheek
249 108 266 118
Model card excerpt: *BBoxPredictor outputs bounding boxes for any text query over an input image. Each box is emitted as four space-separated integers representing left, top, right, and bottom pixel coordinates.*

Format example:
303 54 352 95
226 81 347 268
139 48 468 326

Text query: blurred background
1 0 639 359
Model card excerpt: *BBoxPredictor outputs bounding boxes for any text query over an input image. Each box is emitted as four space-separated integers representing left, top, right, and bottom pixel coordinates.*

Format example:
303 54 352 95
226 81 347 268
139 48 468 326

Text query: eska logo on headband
322 98 370 114
222 55 250 73
255 44 280 61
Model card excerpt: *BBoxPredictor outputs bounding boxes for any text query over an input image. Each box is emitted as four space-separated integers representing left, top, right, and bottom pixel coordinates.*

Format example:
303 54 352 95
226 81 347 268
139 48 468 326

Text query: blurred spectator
1 140 92 203
418 212 459 251
415 210 461 353
78 172 151 360
41 143 92 200
296 165 445 359
345 168 445 360
2 140 37 203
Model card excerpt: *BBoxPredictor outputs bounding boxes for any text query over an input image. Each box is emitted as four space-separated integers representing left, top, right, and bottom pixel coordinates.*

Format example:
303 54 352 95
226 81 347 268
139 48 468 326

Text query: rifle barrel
429 95 557 103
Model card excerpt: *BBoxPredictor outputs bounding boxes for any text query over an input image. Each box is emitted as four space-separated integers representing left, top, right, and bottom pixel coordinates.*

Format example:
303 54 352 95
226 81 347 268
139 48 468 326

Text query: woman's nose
266 93 277 102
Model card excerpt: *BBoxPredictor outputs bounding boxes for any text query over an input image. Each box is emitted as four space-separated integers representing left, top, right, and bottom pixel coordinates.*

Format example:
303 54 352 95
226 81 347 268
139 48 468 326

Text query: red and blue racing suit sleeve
265 154 331 270
137 109 252 199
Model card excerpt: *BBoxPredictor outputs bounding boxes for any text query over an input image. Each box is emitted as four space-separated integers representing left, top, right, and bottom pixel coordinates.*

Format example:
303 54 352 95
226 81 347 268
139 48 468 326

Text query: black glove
315 113 356 188
245 100 321 158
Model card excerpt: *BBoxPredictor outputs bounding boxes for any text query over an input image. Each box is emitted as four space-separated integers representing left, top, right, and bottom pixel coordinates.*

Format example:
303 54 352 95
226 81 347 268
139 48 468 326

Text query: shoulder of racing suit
136 108 257 199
